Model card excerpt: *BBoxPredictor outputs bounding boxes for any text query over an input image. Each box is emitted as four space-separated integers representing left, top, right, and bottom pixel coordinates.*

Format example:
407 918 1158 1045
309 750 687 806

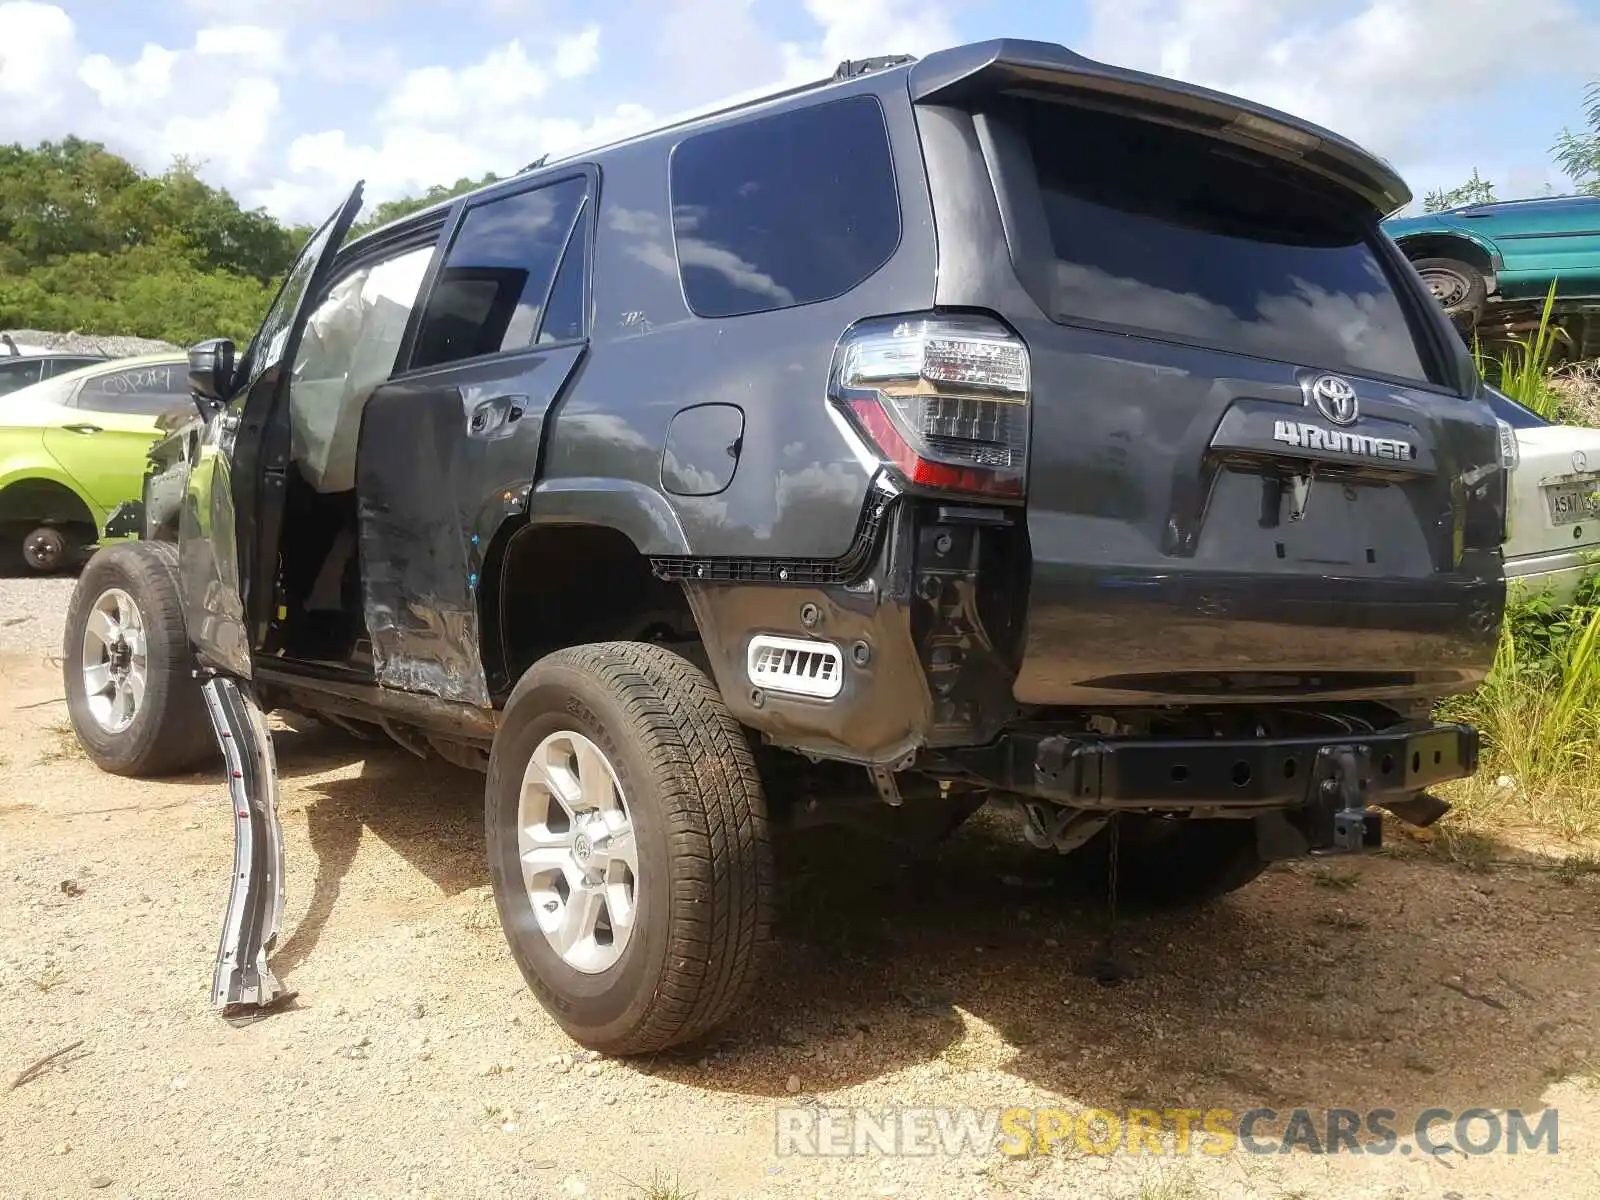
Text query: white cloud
1 0 974 225
0 4 282 189
656 0 783 94
386 38 557 123
1083 0 1600 203
553 24 600 79
302 30 404 84
265 26 644 219
78 44 178 108
193 25 288 71
166 75 282 178
780 0 956 83
0 1 77 117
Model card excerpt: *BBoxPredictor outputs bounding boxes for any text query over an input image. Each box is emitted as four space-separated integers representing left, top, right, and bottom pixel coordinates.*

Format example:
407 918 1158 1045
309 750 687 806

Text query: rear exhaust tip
1379 791 1453 829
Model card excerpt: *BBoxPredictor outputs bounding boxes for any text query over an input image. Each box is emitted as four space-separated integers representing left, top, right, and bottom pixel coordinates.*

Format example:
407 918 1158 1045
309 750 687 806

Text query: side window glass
43 357 100 380
288 245 433 494
411 177 587 369
537 202 589 345
0 360 44 396
669 94 901 318
76 362 191 416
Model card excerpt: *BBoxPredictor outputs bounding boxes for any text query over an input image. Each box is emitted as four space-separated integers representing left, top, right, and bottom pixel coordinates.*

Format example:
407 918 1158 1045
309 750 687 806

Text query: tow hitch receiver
1309 744 1384 854
202 677 288 1019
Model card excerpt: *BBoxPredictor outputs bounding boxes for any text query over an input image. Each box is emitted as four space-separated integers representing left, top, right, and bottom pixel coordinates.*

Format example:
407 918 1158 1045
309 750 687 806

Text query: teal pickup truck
1383 194 1600 329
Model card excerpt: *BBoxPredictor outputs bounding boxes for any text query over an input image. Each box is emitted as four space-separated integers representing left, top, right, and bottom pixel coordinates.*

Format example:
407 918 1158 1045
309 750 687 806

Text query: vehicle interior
270 247 432 670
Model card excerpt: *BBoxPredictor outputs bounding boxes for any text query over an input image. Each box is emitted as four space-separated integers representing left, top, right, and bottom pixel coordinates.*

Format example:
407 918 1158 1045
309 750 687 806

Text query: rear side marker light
829 314 1031 498
747 635 844 700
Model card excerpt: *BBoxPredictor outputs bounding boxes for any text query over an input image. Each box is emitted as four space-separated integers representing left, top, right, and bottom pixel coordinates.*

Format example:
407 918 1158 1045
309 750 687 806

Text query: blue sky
2 0 1598 224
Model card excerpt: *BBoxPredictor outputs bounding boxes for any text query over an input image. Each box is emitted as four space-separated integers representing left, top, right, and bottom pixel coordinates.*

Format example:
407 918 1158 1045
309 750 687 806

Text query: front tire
63 542 212 776
486 642 773 1055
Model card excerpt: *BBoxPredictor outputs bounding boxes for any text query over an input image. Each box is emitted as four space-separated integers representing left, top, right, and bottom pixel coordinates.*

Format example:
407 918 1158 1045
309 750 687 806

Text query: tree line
0 138 493 346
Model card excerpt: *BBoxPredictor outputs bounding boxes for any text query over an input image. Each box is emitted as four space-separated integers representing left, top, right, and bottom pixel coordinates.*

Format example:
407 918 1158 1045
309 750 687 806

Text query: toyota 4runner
63 39 1507 1055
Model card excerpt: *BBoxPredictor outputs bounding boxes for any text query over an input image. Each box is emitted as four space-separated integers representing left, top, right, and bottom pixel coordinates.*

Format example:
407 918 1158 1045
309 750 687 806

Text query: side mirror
188 338 236 413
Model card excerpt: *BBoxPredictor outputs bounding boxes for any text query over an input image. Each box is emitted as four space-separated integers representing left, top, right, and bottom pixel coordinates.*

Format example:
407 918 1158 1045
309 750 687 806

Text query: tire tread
498 641 773 1054
63 541 211 777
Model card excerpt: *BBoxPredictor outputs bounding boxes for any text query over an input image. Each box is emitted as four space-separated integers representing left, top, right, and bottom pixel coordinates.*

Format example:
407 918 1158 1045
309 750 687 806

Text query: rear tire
486 641 773 1055
1411 256 1488 327
63 542 212 777
1061 816 1267 909
21 525 69 574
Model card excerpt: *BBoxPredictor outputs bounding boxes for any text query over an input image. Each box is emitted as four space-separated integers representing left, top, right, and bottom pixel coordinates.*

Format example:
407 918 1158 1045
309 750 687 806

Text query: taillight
829 314 1031 498
1497 417 1518 544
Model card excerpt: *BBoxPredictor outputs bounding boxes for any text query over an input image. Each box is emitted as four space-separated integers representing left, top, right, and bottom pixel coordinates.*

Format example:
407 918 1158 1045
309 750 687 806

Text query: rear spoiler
908 39 1411 215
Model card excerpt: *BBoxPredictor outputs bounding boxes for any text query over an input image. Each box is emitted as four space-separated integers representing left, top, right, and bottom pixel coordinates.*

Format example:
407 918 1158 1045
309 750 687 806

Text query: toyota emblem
1309 374 1359 426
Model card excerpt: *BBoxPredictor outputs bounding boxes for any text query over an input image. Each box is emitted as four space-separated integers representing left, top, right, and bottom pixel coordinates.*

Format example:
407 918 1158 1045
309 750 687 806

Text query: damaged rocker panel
202 676 288 1017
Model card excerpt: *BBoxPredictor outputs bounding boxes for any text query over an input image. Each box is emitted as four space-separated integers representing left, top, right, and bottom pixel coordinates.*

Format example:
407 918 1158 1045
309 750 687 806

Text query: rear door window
411 177 587 370
1016 100 1434 384
75 362 191 416
670 94 901 319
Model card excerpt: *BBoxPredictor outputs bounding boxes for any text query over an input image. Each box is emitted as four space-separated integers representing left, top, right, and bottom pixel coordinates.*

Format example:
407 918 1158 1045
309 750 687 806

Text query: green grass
1442 291 1600 844
1120 1174 1201 1200
31 965 65 993
1440 582 1600 840
1554 851 1600 885
625 1172 698 1200
1477 281 1568 418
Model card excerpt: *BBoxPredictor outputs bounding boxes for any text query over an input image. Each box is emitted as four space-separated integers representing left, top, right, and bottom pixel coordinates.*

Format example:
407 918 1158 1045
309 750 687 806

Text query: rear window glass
670 94 901 319
1017 100 1433 384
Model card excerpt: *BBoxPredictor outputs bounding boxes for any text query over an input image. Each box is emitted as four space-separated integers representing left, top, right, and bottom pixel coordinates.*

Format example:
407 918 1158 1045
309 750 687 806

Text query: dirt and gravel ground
3 570 1599 1199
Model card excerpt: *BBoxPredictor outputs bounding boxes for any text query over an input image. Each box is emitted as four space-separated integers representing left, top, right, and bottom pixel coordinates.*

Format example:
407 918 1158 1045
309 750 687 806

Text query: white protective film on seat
290 245 432 494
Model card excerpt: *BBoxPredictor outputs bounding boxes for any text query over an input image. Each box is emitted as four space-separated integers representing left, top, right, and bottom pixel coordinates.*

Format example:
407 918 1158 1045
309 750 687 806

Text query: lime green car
0 354 190 572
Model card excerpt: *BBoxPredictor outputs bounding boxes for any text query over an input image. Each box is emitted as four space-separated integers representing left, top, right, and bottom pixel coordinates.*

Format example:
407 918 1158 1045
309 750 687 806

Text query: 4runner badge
1272 419 1415 461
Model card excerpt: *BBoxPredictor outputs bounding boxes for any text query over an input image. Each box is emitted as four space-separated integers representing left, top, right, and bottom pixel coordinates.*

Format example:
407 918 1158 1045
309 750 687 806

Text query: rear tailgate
910 42 1505 706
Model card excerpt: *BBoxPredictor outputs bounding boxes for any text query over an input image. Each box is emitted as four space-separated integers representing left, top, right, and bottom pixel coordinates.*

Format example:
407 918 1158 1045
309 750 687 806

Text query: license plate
1544 479 1600 526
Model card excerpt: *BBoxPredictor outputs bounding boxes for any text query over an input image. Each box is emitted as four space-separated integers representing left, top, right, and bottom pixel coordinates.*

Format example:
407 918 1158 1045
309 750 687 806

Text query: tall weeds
1443 581 1600 837
1446 282 1600 839
1475 281 1568 419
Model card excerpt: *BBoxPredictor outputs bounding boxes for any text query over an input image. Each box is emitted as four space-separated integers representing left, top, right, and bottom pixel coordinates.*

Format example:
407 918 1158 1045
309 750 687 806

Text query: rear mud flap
201 677 290 1021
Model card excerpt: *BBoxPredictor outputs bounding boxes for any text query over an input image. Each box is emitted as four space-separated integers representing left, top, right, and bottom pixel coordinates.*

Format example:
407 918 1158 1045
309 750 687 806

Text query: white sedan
1492 387 1600 603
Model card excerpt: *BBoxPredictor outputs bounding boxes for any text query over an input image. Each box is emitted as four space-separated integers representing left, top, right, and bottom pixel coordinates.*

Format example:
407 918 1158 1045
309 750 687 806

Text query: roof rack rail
832 54 916 81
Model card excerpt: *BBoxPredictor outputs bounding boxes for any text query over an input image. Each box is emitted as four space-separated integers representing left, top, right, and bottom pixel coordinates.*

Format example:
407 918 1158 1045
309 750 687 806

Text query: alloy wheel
80 587 148 734
517 730 639 973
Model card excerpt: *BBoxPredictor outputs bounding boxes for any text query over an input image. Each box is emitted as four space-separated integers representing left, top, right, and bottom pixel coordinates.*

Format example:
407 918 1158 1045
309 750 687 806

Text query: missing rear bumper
934 721 1473 855
939 722 1476 809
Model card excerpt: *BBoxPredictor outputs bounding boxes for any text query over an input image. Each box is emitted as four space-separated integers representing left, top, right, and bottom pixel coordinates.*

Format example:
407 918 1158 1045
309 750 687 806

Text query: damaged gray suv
63 39 1506 1054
